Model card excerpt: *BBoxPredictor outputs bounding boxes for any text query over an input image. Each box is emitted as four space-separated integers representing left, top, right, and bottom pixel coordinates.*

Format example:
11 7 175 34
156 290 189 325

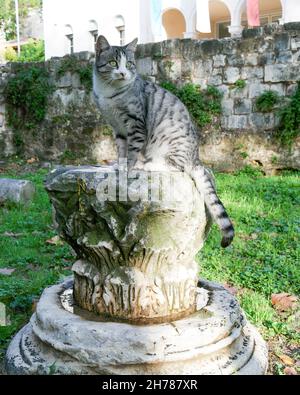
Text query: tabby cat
93 36 234 248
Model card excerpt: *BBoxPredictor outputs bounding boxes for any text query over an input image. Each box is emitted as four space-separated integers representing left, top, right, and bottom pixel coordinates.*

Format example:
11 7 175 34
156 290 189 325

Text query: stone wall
0 54 117 165
135 23 300 173
0 23 300 173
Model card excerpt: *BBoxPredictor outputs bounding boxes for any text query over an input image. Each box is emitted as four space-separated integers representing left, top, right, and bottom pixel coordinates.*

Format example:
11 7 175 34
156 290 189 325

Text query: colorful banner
247 0 260 27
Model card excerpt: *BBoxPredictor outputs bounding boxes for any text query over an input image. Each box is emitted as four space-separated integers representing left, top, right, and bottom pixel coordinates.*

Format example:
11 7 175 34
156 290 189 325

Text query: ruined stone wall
135 23 300 173
0 23 300 173
0 54 117 165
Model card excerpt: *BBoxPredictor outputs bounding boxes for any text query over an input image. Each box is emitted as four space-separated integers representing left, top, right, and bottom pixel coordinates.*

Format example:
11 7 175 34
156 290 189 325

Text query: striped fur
93 36 234 248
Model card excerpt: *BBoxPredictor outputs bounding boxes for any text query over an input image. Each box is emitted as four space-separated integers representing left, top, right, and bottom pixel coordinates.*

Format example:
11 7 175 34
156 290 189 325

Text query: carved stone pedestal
5 278 268 375
5 166 268 375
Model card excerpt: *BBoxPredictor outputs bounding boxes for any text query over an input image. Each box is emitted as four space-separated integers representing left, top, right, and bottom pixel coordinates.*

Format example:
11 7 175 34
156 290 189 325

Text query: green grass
0 169 73 366
197 168 300 352
0 166 299 373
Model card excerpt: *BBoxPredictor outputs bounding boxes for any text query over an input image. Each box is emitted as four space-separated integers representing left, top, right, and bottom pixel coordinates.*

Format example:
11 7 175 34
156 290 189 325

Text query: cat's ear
125 38 138 52
96 35 111 56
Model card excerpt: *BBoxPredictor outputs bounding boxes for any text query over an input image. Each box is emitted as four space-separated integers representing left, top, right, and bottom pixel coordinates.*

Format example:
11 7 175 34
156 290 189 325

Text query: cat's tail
189 165 234 248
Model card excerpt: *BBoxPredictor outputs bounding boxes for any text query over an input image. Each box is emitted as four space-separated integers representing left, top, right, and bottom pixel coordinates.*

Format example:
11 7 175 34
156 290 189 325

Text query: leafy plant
4 66 53 131
160 82 223 128
234 79 246 89
4 46 18 62
276 82 300 146
5 39 45 62
0 0 42 40
256 91 280 112
235 165 264 178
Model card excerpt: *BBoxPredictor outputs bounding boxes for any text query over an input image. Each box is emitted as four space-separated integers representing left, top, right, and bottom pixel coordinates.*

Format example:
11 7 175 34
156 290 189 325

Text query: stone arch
162 8 187 39
197 0 231 39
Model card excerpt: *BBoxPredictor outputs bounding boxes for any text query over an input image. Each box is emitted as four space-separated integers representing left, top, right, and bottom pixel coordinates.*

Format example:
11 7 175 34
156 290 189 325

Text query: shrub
5 66 53 130
234 79 246 89
4 46 18 62
160 82 222 128
276 83 300 146
4 39 45 63
256 91 280 112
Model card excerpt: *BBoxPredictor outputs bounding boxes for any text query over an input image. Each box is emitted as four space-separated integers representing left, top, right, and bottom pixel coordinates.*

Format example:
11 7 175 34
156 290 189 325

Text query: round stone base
5 278 268 375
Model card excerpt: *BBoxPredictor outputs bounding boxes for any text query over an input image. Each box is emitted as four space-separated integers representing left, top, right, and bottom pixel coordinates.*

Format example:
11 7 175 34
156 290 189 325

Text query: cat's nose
119 72 125 78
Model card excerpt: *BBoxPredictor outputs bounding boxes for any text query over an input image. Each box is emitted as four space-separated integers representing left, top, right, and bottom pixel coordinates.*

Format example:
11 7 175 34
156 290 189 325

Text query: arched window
162 9 186 39
114 15 125 45
88 20 98 50
64 24 74 54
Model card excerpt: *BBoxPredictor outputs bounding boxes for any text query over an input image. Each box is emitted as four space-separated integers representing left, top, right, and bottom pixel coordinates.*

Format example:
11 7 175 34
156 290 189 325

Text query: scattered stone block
0 178 35 204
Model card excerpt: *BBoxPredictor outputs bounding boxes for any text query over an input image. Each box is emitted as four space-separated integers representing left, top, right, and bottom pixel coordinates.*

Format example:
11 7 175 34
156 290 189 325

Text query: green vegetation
197 167 300 361
234 79 247 90
4 66 53 133
0 168 73 369
276 83 300 146
160 82 222 128
0 0 42 40
256 90 280 113
57 55 93 91
5 39 45 62
0 166 299 374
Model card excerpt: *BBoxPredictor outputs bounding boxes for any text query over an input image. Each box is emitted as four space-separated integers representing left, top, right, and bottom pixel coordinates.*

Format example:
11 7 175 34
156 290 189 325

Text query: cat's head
94 36 138 87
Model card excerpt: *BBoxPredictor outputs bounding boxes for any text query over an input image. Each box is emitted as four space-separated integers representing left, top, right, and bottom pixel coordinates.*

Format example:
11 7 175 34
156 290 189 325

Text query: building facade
43 0 300 59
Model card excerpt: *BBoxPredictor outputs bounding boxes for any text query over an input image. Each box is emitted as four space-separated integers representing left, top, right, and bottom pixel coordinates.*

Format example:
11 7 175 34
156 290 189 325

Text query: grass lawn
0 164 299 375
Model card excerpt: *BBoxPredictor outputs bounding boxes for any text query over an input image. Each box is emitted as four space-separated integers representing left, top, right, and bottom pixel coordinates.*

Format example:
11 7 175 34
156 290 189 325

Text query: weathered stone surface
224 67 240 84
5 162 269 376
5 278 268 375
249 113 275 130
0 178 35 204
274 33 291 51
241 66 264 80
213 54 226 67
45 166 211 323
234 99 252 115
200 130 300 174
249 82 269 98
136 57 155 76
265 64 299 82
222 115 249 129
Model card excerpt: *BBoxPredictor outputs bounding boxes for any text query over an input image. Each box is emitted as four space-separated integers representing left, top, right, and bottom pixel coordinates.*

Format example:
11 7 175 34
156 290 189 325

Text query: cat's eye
126 61 133 67
109 60 117 67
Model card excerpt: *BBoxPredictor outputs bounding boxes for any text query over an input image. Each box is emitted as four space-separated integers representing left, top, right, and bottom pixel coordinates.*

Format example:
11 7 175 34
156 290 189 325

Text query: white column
227 0 245 37
281 0 300 23
184 0 198 39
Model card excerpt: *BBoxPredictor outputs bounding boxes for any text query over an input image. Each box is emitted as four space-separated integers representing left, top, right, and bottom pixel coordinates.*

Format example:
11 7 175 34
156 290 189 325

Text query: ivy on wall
4 66 53 131
57 56 93 91
160 82 223 129
276 83 300 146
256 85 300 146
